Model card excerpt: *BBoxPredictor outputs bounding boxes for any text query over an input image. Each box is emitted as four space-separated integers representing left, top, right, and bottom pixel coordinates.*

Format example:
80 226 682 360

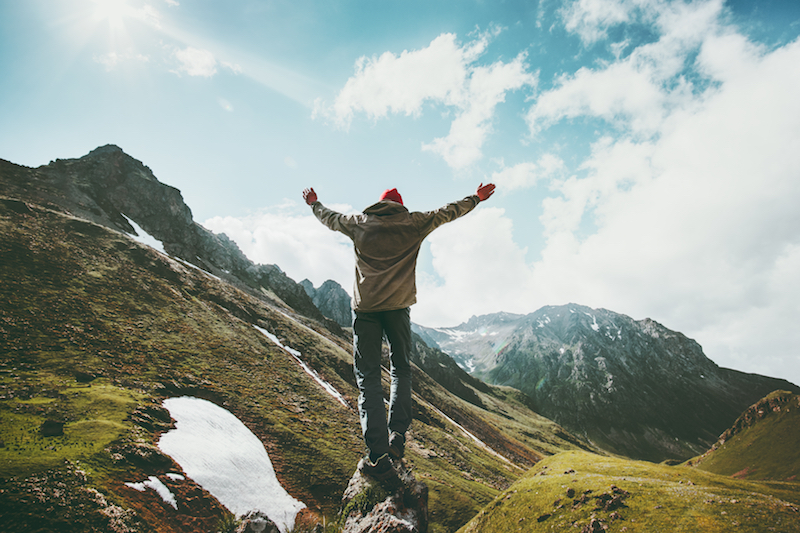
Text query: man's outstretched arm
303 187 356 237
414 182 496 237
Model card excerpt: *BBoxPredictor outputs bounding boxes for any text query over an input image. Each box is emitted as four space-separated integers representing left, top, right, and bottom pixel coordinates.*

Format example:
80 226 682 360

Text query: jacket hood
363 201 409 216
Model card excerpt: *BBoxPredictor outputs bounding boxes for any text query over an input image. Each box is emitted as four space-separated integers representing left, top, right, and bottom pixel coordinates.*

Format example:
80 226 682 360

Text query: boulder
340 459 428 533
235 510 279 533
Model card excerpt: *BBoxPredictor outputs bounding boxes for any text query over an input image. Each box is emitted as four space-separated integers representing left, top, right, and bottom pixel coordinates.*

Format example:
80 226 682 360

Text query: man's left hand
477 183 495 202
303 188 318 205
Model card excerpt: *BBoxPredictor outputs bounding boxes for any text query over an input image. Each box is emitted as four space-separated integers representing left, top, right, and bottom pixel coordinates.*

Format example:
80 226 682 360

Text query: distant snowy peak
415 303 799 462
414 304 641 375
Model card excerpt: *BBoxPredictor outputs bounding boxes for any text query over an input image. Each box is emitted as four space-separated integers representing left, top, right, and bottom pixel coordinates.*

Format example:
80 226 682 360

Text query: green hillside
688 390 800 482
0 197 591 532
457 450 800 533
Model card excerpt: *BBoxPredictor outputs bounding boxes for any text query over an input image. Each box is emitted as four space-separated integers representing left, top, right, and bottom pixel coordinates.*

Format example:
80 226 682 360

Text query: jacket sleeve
414 195 481 238
311 202 356 239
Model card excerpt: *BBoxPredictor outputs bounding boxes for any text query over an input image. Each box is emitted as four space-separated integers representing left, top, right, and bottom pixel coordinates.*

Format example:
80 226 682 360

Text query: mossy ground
458 450 800 532
0 376 142 479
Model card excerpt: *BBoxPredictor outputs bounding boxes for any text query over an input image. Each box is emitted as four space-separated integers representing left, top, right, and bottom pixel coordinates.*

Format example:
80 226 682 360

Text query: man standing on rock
302 183 496 486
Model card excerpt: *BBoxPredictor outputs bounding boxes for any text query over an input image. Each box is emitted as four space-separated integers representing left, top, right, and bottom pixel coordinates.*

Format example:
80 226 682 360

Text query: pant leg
381 307 413 437
353 311 389 459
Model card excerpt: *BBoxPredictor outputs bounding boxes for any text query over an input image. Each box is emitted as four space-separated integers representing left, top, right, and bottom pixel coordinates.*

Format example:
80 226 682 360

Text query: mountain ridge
0 145 339 333
414 304 799 462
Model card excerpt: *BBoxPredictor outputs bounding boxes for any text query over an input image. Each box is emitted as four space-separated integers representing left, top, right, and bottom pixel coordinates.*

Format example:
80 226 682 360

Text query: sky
1 0 799 385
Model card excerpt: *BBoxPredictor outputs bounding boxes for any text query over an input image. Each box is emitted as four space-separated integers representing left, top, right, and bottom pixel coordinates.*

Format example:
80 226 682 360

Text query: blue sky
2 0 799 385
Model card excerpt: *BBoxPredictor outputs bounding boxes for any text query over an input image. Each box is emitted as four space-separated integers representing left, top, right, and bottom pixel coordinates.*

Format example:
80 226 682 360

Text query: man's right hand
303 188 318 205
477 183 495 202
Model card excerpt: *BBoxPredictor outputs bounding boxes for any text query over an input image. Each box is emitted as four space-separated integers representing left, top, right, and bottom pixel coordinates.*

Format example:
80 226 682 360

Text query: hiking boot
360 453 401 490
388 431 405 460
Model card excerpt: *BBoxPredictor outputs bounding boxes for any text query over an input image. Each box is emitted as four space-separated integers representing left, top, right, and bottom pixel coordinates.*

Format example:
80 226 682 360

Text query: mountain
688 390 800 481
414 305 799 462
300 279 352 328
0 145 338 333
0 147 593 532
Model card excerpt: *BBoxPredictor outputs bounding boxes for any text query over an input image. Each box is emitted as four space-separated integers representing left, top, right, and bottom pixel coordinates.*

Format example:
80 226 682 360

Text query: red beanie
379 188 403 205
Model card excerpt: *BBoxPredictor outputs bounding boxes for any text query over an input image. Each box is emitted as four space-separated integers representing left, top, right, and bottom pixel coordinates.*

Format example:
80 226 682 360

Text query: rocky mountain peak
300 279 352 328
0 146 339 332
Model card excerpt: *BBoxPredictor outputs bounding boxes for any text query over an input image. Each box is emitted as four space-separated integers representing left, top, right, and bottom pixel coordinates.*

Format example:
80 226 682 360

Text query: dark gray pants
353 307 412 461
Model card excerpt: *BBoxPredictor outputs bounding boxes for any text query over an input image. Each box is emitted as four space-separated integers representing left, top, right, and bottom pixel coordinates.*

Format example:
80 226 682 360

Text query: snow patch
121 214 165 254
433 328 473 342
585 313 600 332
173 256 223 282
158 396 305 532
253 325 348 407
456 358 477 373
124 476 177 509
426 402 512 465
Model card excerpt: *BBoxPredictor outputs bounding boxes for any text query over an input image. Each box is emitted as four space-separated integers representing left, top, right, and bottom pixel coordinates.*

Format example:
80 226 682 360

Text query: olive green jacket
311 195 480 312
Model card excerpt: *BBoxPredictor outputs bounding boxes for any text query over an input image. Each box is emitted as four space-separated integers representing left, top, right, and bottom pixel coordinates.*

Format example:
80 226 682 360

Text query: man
302 183 495 486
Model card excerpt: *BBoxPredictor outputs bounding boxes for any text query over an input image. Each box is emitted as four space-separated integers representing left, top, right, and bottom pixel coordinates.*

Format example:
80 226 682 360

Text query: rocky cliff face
715 390 799 445
300 279 352 328
0 145 336 331
415 304 799 462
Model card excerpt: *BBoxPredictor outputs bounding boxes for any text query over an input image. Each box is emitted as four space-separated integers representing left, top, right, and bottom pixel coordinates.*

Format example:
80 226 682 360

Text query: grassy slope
0 199 590 532
457 450 800 533
688 391 800 482
0 201 364 531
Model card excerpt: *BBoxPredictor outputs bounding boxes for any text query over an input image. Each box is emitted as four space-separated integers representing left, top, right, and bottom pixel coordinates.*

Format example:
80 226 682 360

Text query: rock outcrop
235 510 280 533
716 389 799 444
340 460 428 533
300 279 353 328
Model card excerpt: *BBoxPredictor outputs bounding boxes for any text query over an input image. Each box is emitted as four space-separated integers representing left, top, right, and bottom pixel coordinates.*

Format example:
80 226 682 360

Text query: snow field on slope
253 325 348 407
158 396 305 532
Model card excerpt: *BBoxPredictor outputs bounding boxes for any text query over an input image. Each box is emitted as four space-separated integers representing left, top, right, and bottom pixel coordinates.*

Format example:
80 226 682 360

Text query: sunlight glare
92 0 131 31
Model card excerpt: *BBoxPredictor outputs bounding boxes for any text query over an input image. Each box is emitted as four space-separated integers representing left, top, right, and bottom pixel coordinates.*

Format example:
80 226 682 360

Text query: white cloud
530 0 723 136
560 0 647 44
222 61 242 74
489 154 565 192
173 46 217 77
329 32 486 127
416 207 536 326
140 4 162 28
422 53 536 169
93 50 150 70
94 51 121 69
324 30 535 169
203 204 355 293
